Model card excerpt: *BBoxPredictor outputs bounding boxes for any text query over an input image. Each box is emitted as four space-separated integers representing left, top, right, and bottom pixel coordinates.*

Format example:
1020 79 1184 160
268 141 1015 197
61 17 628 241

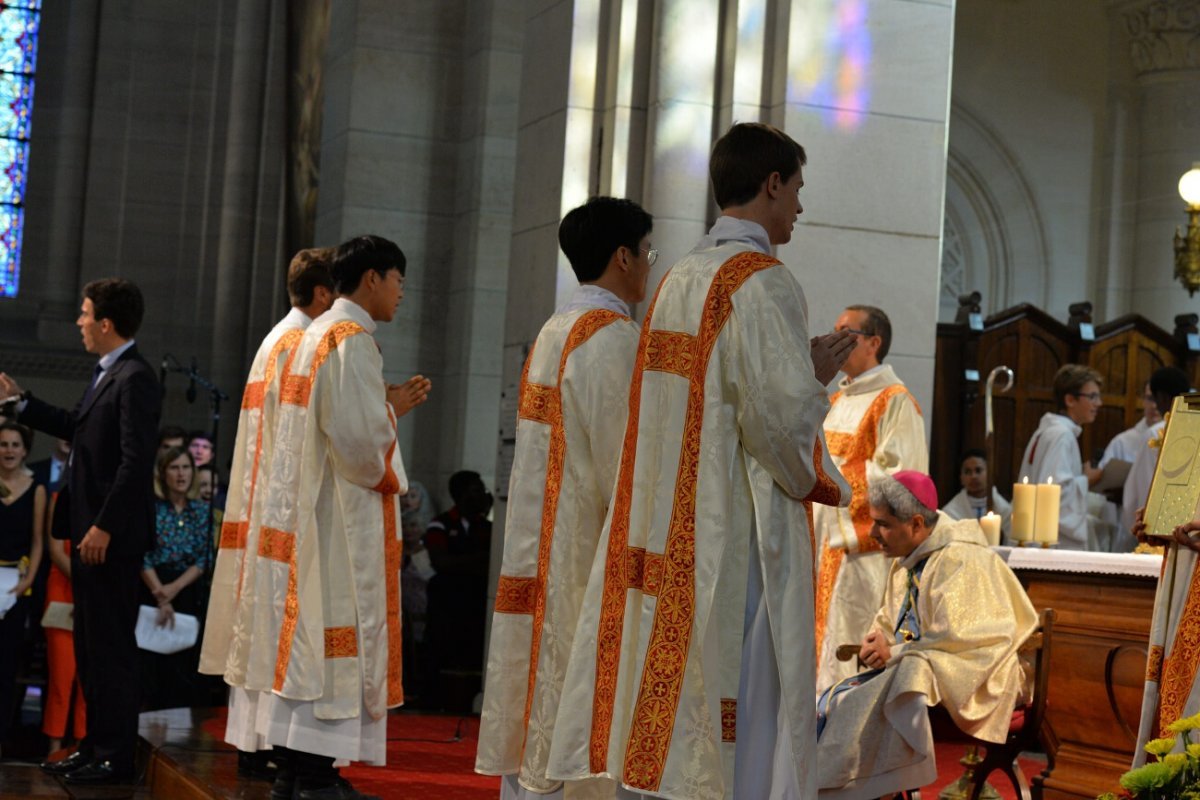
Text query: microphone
186 357 197 404
160 356 168 398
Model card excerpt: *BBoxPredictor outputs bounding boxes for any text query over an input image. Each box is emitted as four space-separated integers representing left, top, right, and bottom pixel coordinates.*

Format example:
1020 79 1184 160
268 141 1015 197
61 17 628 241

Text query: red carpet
201 710 1044 799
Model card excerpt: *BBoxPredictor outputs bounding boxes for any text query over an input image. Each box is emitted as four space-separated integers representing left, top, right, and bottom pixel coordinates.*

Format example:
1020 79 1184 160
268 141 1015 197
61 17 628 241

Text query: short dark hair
287 247 335 307
558 197 654 283
448 470 482 502
158 425 187 447
331 235 406 295
1150 367 1191 416
1053 364 1103 409
959 448 987 468
0 421 32 452
846 304 892 361
83 278 144 338
709 123 807 209
187 430 212 445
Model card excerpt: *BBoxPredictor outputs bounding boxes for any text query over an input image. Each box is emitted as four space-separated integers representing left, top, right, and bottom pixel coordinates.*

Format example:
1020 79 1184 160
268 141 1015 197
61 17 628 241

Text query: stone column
1119 0 1200 329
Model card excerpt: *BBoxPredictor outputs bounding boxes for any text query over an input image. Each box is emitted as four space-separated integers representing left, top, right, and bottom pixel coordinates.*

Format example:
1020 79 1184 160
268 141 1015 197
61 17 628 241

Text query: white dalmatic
1119 420 1165 551
201 306 312 680
546 225 849 800
475 287 638 798
812 364 926 694
222 297 406 765
1135 542 1200 764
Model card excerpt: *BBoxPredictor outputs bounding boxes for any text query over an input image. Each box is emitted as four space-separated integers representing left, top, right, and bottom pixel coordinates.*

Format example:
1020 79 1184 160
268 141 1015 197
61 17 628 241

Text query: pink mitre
892 470 938 512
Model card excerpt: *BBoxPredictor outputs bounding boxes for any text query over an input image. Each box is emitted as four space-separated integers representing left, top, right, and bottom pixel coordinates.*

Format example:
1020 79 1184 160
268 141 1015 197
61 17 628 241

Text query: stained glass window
0 1 39 298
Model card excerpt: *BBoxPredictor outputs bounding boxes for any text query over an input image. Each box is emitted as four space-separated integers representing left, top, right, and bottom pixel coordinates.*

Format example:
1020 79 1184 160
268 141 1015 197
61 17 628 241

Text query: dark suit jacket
19 343 161 560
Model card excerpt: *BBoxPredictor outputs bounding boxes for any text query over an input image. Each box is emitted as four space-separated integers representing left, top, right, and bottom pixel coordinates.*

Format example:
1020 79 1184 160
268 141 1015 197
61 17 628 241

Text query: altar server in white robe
941 449 1011 539
1118 368 1190 552
816 472 1036 800
1018 364 1104 551
1101 381 1159 468
222 235 418 800
546 122 855 800
813 305 927 694
475 196 652 799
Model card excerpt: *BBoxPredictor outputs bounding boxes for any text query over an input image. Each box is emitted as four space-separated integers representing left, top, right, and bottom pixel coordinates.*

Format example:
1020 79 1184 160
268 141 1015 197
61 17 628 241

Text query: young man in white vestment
219 235 420 800
1018 364 1105 551
1118 368 1190 551
813 305 927 694
816 471 1036 800
199 248 430 789
475 196 654 799
941 449 1011 538
545 122 855 800
1101 381 1159 467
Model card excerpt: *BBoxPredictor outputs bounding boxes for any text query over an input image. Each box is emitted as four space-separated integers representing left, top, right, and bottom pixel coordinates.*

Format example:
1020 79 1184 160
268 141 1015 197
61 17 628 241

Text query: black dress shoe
40 748 91 775
295 777 381 800
239 749 279 781
63 759 136 785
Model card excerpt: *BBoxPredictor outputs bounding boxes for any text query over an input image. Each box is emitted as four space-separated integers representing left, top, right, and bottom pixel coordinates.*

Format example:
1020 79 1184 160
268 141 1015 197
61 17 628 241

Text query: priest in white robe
546 122 854 800
941 448 1011 539
475 197 651 799
221 236 418 800
1018 364 1104 551
1133 468 1200 765
198 248 334 778
813 305 927 694
817 472 1037 800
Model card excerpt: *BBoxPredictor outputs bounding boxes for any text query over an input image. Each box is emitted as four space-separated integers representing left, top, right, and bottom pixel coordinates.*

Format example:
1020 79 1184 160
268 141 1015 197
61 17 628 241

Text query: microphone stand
162 354 230 590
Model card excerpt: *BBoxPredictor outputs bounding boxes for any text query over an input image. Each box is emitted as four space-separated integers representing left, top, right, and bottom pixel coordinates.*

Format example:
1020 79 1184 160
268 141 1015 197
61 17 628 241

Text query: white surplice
1135 543 1200 765
222 298 406 765
201 306 312 686
475 287 639 797
546 217 850 800
1119 420 1165 551
1019 412 1094 551
1101 417 1151 468
813 364 927 694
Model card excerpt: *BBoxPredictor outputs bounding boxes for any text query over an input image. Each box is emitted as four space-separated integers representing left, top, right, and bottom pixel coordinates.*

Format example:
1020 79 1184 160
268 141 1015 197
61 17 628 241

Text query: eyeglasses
1071 391 1102 402
641 245 658 267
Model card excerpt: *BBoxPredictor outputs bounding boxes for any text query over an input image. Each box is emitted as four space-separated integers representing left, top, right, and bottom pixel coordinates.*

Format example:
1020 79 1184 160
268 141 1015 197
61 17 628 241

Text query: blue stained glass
0 73 32 139
0 9 37 75
0 204 21 297
0 1 37 298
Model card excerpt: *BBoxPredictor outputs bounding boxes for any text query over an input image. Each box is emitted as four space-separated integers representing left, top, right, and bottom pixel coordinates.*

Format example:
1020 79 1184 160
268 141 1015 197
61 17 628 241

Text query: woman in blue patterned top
139 445 211 710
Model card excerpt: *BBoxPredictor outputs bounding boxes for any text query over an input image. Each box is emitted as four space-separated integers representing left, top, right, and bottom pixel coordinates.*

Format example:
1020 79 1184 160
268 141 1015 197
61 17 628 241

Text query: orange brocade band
720 699 737 743
1159 567 1200 736
383 493 403 706
241 380 266 410
324 626 358 658
219 521 248 550
494 575 537 614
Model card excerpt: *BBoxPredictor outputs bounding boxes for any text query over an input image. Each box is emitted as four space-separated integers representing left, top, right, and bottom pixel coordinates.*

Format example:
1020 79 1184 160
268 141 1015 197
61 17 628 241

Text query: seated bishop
816 471 1037 800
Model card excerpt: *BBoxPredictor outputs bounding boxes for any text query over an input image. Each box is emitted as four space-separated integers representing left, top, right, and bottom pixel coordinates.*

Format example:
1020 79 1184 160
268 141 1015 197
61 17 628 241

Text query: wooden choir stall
931 298 1200 799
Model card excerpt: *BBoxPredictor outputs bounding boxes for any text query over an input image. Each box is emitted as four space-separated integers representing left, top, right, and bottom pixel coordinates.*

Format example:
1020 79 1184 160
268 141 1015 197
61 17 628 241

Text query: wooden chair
837 607 1056 800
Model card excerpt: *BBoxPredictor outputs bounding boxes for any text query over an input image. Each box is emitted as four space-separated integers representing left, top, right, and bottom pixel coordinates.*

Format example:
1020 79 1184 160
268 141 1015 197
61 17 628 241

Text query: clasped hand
387 375 432 417
859 629 891 669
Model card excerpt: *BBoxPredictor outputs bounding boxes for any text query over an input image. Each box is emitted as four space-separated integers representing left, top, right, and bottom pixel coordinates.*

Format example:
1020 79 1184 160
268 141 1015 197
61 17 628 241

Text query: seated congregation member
1019 364 1104 550
425 470 492 711
941 448 1011 538
30 436 70 494
476 196 650 797
1119 367 1191 550
817 471 1036 800
0 421 46 756
140 446 211 710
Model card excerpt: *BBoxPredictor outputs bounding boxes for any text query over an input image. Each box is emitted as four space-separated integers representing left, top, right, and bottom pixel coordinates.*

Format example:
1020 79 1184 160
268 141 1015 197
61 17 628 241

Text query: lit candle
1012 477 1035 543
979 512 1002 547
1034 477 1061 545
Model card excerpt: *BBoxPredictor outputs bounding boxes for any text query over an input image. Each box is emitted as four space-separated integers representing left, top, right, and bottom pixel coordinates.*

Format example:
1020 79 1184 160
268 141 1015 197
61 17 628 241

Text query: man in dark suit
0 278 160 785
29 436 70 493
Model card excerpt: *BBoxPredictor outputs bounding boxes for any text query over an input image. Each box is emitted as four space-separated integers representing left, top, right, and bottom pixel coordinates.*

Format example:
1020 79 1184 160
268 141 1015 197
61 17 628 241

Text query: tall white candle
1012 477 1035 543
1034 477 1061 544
